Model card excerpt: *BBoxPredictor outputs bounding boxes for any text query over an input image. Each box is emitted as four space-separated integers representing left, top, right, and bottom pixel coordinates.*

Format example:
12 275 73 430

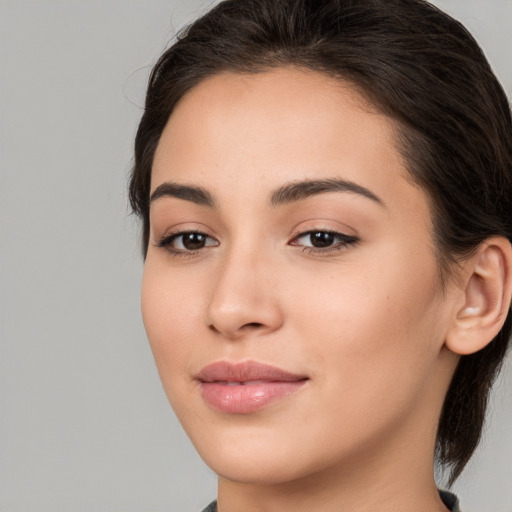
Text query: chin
187 421 354 488
186 423 313 485
204 452 310 485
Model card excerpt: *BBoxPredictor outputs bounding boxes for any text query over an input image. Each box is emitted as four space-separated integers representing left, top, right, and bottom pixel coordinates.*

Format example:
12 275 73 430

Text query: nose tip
205 262 283 340
208 320 268 339
207 299 283 340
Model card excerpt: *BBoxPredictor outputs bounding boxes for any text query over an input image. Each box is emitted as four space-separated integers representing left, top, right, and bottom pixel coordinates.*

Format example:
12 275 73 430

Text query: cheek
141 260 202 381
290 248 445 404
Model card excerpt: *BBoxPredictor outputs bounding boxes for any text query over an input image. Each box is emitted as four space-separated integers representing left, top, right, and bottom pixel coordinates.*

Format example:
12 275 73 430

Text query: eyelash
291 230 359 255
156 230 218 258
156 229 359 258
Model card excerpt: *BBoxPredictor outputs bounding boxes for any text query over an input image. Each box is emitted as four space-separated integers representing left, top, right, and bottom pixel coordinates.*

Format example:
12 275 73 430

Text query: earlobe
445 237 512 356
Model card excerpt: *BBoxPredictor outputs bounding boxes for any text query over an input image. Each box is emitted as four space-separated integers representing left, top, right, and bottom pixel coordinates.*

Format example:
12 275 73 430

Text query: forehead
151 67 423 215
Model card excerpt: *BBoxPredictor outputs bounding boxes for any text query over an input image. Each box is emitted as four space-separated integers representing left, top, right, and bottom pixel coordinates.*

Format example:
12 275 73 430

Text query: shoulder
439 489 462 512
201 493 461 512
201 501 217 512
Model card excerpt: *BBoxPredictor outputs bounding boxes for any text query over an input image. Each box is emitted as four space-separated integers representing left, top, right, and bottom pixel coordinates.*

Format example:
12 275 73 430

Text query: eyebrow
150 182 215 207
270 178 384 207
149 178 384 209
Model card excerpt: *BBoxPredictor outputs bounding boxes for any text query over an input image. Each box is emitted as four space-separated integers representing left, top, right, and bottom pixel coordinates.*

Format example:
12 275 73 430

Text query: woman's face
142 68 458 485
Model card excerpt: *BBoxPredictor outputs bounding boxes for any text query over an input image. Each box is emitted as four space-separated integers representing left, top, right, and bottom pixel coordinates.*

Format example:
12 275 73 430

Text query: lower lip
200 381 307 414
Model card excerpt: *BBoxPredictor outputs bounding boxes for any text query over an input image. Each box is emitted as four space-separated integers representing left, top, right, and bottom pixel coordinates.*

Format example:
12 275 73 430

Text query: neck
218 463 448 512
217 439 449 512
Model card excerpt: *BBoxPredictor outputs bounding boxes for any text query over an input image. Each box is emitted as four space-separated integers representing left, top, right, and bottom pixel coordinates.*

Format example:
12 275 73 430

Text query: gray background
1 1 510 511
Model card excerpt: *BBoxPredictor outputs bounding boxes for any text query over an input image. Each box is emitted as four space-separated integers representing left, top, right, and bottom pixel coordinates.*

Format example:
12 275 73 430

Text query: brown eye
309 232 335 248
181 233 208 250
291 230 359 253
157 231 219 253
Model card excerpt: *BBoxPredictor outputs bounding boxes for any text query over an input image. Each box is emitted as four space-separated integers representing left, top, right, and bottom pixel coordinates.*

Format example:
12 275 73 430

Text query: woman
129 0 512 510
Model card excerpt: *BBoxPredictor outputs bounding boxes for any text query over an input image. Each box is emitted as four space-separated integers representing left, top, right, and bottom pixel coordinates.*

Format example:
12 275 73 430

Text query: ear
445 237 512 356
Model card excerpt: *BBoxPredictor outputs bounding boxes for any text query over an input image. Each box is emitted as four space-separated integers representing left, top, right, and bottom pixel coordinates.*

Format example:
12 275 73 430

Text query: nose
205 247 284 340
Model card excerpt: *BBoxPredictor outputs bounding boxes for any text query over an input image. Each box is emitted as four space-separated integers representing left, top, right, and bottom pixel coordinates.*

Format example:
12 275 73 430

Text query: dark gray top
201 489 461 512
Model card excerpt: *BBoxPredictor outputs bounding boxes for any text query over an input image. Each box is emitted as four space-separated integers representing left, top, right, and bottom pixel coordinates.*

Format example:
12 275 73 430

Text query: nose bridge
206 238 282 339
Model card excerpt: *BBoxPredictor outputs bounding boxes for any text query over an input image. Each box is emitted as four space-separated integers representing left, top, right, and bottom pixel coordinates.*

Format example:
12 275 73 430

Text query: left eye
292 230 358 249
158 231 219 252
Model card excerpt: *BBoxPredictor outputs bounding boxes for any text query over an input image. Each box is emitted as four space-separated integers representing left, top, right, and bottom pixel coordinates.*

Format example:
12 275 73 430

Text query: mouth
195 360 309 414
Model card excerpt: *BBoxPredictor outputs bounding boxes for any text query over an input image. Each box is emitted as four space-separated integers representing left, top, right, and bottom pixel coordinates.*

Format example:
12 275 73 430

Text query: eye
291 230 359 252
157 231 219 253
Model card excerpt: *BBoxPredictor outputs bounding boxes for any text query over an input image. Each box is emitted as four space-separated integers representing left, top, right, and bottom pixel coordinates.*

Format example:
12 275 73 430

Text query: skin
142 68 465 512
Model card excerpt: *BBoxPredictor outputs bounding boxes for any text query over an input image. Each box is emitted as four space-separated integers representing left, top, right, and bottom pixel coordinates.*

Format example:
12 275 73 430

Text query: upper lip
196 360 308 383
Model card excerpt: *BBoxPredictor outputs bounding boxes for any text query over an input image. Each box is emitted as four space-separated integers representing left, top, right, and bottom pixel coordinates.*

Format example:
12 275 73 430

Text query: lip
196 360 308 414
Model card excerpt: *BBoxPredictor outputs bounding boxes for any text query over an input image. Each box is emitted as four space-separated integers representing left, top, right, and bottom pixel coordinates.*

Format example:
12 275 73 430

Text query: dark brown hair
129 0 512 485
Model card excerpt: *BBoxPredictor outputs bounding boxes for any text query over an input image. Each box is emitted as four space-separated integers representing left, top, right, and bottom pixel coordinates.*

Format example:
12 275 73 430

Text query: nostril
242 322 264 329
207 321 265 338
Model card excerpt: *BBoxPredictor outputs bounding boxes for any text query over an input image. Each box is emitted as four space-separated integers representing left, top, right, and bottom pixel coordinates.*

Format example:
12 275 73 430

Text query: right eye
157 231 219 254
